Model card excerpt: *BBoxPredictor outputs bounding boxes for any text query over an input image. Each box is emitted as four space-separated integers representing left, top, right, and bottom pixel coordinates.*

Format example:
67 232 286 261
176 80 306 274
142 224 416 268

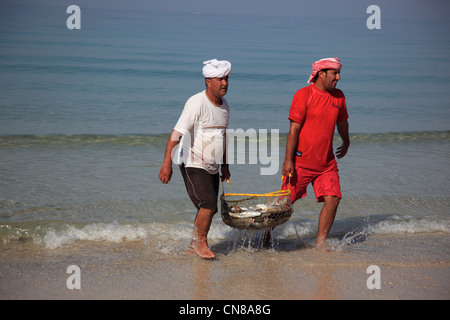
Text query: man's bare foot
188 239 216 259
313 241 335 252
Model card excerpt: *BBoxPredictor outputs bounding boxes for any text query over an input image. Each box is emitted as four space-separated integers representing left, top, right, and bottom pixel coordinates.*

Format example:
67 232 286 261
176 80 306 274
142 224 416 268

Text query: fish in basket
220 177 293 230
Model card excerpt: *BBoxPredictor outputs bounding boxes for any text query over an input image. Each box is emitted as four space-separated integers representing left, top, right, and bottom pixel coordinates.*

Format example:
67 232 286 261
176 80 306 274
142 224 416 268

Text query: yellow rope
222 174 291 197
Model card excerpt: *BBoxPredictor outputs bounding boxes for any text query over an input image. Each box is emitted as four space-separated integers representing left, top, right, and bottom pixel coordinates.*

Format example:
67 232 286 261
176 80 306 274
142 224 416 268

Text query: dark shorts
179 164 220 213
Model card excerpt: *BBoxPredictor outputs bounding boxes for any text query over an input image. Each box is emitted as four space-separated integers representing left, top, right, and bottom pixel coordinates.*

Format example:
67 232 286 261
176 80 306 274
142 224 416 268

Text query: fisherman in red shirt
282 58 350 249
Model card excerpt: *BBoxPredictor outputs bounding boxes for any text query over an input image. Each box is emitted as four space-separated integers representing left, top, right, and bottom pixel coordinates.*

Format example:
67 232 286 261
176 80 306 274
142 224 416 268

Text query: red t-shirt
289 84 348 171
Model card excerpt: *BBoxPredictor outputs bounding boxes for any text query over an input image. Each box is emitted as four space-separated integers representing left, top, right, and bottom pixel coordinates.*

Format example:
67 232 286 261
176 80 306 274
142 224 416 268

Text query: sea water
0 3 449 251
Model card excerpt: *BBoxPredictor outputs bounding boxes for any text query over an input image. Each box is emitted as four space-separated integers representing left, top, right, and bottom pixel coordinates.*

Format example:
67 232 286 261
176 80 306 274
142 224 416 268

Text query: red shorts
282 165 342 203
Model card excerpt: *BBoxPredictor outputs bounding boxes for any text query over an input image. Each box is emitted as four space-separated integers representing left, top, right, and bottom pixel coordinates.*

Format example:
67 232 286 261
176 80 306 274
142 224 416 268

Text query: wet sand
1 234 449 300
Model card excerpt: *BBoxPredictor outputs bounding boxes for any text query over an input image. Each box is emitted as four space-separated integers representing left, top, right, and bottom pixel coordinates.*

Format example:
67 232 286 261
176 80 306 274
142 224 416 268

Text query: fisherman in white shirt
159 59 231 259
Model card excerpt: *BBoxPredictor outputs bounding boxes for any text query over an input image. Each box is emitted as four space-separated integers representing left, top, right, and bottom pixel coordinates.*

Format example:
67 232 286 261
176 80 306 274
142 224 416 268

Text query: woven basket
220 177 293 230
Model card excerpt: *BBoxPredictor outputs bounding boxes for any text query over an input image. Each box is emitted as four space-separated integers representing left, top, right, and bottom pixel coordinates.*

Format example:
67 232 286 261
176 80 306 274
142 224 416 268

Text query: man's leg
180 165 219 259
315 195 340 247
190 207 216 259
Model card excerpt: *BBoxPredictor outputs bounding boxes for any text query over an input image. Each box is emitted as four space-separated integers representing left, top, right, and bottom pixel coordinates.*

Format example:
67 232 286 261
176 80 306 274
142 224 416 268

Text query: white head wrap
202 59 231 78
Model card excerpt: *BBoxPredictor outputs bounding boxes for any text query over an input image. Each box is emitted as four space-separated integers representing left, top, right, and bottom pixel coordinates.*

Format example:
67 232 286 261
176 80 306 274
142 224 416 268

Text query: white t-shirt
174 90 230 174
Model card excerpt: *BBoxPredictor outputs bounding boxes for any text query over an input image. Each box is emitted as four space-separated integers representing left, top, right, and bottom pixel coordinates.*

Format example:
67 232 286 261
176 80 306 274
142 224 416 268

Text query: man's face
320 69 341 91
206 75 229 97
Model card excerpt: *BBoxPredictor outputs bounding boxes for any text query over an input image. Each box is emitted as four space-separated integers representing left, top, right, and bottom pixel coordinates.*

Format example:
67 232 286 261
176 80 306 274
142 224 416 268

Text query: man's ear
319 70 328 79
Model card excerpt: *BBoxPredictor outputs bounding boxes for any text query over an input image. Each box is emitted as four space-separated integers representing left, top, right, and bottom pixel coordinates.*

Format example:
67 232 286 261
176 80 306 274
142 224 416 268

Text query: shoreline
1 233 449 300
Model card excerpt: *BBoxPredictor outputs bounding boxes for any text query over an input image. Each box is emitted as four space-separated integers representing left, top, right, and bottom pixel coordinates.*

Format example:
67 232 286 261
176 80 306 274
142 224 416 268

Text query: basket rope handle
221 179 230 195
222 174 291 196
280 173 292 189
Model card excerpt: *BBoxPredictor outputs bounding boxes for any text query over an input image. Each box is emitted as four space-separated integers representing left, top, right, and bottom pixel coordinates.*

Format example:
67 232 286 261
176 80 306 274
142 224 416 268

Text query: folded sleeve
173 98 199 135
337 94 349 122
288 89 308 125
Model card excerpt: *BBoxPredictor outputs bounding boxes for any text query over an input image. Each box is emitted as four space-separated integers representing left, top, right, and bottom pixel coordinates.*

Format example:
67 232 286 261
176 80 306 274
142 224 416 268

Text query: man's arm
336 120 350 159
282 121 302 176
159 130 183 184
220 131 230 182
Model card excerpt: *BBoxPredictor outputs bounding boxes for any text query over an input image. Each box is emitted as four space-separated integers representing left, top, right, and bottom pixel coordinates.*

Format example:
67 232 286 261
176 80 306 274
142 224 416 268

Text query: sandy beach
1 233 448 301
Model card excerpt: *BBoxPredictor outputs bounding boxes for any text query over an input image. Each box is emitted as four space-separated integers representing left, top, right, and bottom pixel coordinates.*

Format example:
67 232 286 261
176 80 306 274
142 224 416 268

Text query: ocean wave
0 134 169 148
274 215 450 250
0 220 231 251
367 215 450 235
0 222 149 250
343 130 450 144
1 130 449 148
1 214 448 250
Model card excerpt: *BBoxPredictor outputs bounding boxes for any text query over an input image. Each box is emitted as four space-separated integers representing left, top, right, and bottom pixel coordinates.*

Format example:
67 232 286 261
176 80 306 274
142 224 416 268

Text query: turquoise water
1 3 449 135
0 3 449 250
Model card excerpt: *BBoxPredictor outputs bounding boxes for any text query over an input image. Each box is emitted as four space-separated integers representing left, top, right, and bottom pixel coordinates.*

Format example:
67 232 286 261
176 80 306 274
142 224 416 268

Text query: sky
5 0 450 20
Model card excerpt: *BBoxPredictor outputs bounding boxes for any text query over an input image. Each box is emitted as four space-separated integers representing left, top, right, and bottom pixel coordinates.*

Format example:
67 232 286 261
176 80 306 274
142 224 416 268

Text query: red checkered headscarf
307 57 342 84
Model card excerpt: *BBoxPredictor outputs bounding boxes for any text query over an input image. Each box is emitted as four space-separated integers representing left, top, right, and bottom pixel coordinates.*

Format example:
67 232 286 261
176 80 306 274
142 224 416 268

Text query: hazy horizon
3 0 450 20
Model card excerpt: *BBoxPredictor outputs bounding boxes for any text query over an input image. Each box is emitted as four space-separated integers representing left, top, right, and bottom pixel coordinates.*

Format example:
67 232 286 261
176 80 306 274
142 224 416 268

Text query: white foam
367 215 450 235
36 222 147 249
31 220 232 251
4 214 449 251
275 215 450 240
274 221 315 239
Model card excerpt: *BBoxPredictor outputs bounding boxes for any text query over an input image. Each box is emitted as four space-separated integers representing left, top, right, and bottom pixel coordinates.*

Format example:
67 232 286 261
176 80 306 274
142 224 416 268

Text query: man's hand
220 165 230 182
159 130 182 184
336 142 349 159
336 120 350 159
282 159 295 177
282 121 302 178
159 162 173 184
